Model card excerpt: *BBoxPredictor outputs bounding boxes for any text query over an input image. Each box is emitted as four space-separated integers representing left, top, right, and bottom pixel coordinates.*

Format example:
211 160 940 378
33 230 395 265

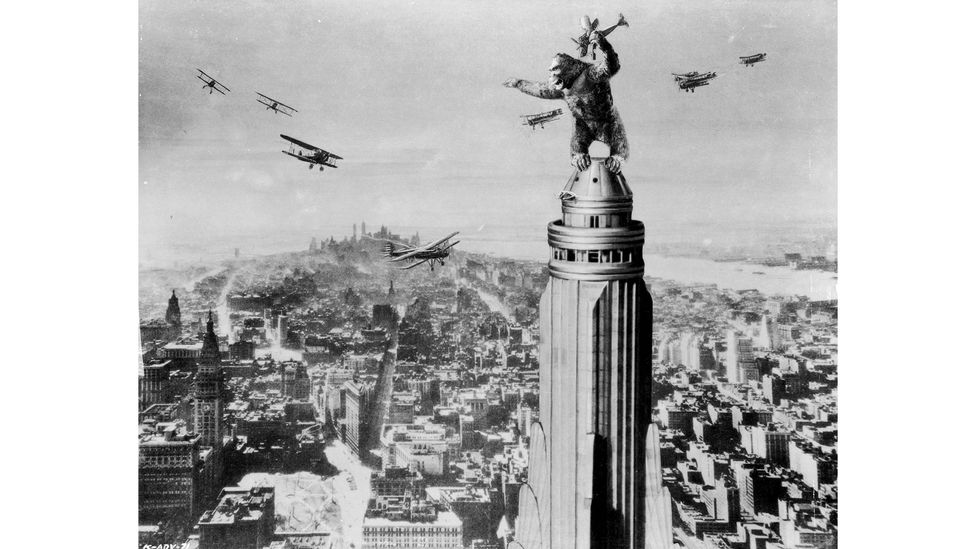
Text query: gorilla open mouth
549 54 586 91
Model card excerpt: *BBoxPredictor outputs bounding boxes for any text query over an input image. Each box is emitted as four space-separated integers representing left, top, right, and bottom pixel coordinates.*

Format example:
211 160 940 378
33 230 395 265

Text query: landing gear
308 164 313 170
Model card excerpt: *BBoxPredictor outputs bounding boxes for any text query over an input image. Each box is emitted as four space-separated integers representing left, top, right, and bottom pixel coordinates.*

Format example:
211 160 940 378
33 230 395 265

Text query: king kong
504 33 628 173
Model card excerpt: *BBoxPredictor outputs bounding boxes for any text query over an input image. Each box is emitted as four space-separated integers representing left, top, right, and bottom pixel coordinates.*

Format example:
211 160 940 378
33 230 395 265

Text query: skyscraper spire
165 290 182 328
199 310 220 366
514 161 653 549
195 309 224 447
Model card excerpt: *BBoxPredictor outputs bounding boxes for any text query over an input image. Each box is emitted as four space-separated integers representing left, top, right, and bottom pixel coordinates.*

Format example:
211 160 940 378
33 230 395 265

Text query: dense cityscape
138 219 837 549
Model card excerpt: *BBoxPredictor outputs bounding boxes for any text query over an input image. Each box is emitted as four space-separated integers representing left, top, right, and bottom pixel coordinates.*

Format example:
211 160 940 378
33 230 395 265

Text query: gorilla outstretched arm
503 78 565 100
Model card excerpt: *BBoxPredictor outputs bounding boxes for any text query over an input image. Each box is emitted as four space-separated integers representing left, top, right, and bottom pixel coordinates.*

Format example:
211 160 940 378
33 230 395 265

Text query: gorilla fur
504 33 628 173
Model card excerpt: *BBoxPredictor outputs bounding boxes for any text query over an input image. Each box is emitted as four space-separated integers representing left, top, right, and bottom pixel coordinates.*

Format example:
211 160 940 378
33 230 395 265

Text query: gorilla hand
502 78 521 88
605 155 624 174
571 153 591 171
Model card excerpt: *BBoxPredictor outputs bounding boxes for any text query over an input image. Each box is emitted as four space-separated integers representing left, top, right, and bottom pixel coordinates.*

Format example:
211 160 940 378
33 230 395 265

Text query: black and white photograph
137 2 837 548
11 1 976 548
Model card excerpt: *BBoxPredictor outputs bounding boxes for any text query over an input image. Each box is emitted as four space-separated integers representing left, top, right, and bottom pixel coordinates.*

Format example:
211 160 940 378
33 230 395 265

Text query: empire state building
514 161 654 549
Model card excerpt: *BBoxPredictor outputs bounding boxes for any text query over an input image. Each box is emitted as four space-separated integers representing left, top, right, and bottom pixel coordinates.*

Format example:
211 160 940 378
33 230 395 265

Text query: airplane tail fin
618 13 629 27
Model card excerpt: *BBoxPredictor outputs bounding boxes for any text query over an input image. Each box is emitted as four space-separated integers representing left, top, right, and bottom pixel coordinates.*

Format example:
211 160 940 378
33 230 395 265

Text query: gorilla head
548 53 588 91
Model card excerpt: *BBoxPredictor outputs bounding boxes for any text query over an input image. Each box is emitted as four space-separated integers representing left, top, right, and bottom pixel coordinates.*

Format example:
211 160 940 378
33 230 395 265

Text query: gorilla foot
604 155 624 174
571 153 591 171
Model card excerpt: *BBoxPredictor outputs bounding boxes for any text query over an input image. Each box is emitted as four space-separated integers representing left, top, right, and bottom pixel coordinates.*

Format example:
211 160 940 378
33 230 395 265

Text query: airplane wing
322 151 343 160
196 68 214 80
419 231 460 252
390 231 460 262
215 80 230 92
276 101 297 112
281 134 323 153
282 151 315 163
401 259 430 270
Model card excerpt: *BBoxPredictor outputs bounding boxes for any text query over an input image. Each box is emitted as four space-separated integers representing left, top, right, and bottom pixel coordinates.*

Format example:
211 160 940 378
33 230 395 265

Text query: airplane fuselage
390 250 450 260
740 54 766 66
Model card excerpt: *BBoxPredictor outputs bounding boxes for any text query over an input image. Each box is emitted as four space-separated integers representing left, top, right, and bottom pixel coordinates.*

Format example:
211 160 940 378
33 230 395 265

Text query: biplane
280 134 343 171
572 13 628 59
521 108 563 130
196 69 230 95
256 92 298 116
739 53 767 67
672 71 718 92
380 231 460 271
672 71 716 82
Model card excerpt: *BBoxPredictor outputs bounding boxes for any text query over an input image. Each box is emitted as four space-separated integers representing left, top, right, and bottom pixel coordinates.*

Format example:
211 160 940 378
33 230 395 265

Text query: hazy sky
139 0 836 250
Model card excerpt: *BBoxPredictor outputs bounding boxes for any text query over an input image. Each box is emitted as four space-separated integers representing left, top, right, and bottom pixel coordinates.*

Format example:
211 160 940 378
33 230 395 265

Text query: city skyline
140 0 837 251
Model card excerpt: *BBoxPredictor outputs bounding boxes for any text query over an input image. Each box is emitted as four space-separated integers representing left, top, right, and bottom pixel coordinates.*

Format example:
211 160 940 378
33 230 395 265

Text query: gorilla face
548 54 587 91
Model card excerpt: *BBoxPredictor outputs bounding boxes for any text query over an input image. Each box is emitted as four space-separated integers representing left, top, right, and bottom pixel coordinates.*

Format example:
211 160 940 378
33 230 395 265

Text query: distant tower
514 162 653 549
234 247 240 259
388 280 396 302
277 314 289 346
353 223 357 242
725 330 757 384
165 290 182 328
361 221 366 237
194 311 224 447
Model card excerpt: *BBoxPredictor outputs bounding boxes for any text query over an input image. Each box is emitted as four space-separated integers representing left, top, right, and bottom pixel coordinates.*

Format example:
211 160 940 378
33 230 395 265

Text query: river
143 225 837 301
